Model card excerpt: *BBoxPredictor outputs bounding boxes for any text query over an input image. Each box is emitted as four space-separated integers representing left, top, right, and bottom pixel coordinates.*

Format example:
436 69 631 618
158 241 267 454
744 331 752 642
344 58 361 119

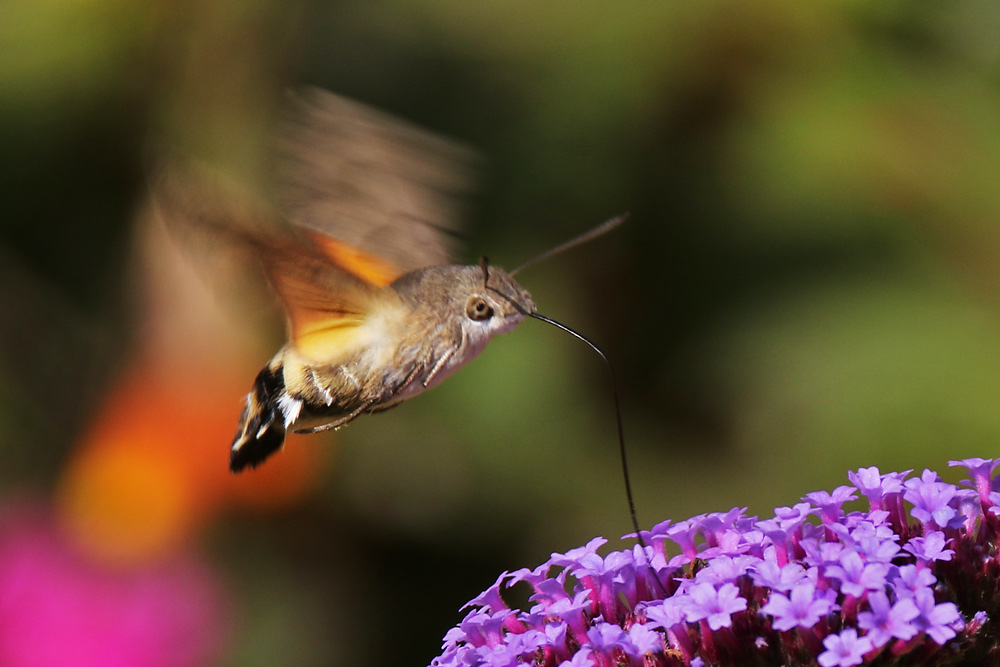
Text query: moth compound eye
465 296 494 322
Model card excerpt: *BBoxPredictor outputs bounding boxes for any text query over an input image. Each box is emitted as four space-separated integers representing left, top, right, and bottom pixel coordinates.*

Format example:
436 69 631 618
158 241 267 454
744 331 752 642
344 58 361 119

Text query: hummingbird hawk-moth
153 89 540 472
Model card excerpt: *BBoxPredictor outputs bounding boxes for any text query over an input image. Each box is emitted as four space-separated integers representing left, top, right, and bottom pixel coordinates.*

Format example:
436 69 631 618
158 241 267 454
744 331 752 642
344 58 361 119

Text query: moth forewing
272 88 477 274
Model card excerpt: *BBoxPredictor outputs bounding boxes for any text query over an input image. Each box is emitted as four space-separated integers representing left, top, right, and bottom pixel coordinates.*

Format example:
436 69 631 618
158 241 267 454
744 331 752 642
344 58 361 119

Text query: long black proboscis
528 312 646 549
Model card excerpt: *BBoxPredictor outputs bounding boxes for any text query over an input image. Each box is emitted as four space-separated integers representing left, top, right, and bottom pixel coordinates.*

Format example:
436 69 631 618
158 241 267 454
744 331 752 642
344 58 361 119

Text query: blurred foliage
4 0 1000 665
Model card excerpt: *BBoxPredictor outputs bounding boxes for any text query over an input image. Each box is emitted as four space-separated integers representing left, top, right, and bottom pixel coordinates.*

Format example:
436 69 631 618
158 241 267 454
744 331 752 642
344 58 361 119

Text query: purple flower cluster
430 459 1000 667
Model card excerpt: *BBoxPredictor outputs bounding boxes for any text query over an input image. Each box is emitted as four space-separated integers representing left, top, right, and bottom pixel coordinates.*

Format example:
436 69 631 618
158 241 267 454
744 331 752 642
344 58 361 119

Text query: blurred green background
4 1 1000 665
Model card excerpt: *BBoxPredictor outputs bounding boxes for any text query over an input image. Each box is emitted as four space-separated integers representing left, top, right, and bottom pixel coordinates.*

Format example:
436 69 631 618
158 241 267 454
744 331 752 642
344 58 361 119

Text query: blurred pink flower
0 506 228 667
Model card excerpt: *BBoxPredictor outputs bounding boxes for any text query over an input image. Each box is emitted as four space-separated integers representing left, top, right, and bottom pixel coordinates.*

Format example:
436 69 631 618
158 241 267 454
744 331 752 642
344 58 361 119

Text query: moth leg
422 348 454 388
368 363 426 410
305 366 336 406
422 328 464 389
294 400 373 434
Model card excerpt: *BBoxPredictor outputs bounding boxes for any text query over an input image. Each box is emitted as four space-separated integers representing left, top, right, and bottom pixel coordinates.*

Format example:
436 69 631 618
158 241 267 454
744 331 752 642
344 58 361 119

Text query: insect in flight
150 88 626 479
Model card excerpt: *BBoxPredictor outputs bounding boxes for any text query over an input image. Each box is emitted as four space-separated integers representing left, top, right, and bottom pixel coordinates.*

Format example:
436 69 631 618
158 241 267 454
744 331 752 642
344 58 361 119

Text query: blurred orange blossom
56 207 327 566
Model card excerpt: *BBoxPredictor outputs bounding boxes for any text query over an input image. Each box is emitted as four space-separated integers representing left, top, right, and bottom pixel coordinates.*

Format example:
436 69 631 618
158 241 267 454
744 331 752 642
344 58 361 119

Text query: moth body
229 264 534 471
152 88 540 472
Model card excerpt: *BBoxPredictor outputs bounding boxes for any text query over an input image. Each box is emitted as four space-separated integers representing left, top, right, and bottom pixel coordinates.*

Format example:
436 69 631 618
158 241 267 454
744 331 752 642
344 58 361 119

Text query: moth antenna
479 255 490 290
510 213 629 277
528 312 646 549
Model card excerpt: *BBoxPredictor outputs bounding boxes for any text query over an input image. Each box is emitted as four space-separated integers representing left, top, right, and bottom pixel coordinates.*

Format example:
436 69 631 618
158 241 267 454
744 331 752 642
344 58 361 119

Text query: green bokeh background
5 1 1000 665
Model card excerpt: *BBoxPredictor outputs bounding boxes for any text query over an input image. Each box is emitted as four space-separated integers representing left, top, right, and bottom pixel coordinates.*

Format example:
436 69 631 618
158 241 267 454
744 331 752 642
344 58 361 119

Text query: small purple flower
544 591 593 642
818 628 874 667
911 587 964 644
848 467 885 504
626 623 662 656
955 489 983 533
968 611 989 634
801 539 844 569
750 560 809 592
949 458 999 503
904 530 954 563
848 517 896 543
458 610 507 648
699 508 748 547
848 467 907 507
694 554 754 585
543 622 567 650
530 577 574 610
643 598 685 631
856 590 919 648
662 518 704 561
904 470 959 528
756 519 794 567
505 629 547 656
586 622 627 651
550 537 607 573
989 491 1000 517
774 502 815 530
683 582 747 630
854 535 900 563
889 564 937 599
760 582 837 631
806 486 858 523
642 597 695 660
710 528 751 557
824 550 890 597
509 562 552 590
642 519 672 559
465 571 511 613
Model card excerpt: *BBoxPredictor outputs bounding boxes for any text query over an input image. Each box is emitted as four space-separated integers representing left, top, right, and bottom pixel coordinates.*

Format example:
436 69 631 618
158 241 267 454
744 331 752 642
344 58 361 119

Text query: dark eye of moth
465 296 494 321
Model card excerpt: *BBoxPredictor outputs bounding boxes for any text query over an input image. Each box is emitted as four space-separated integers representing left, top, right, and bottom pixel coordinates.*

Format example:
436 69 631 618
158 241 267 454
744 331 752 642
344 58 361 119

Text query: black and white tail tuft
230 365 288 472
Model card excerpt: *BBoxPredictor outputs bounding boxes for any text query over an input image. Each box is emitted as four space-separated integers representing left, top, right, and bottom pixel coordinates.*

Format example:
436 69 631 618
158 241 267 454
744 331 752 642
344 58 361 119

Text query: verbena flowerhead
430 459 1000 667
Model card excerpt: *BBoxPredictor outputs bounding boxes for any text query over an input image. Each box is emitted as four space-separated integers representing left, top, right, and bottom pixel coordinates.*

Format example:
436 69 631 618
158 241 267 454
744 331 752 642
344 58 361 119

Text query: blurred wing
271 88 476 274
148 155 386 363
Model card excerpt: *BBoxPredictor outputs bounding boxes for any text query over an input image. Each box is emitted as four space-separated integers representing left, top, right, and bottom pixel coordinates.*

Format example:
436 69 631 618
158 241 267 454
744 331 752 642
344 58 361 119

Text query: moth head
459 261 534 342
393 263 534 343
